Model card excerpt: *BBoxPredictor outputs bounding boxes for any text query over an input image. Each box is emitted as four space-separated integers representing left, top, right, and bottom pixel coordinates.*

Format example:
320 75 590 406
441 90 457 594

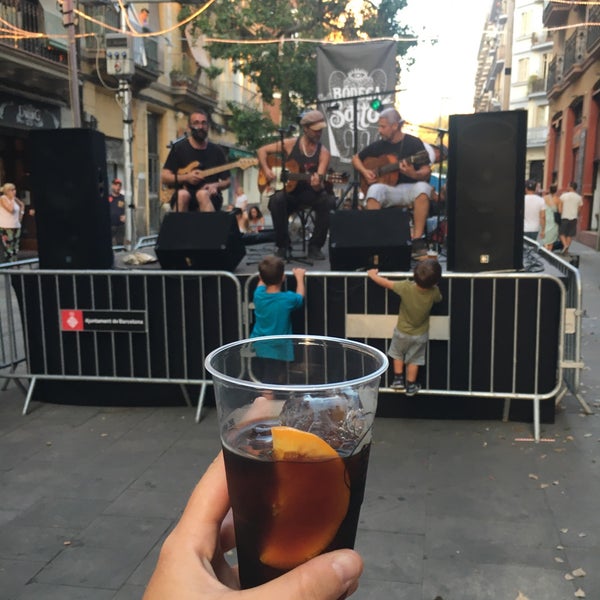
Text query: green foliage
188 0 417 124
226 102 278 151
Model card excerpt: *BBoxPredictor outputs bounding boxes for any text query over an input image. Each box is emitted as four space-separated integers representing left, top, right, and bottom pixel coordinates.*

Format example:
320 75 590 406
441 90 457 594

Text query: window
518 57 530 82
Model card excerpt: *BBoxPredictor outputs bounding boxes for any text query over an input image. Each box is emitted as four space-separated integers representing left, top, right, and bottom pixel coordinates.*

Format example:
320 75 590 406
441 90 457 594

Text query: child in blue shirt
250 256 305 364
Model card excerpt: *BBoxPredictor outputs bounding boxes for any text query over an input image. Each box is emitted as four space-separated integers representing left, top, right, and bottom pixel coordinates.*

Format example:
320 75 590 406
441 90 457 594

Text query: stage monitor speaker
329 210 411 271
446 110 526 272
155 212 246 271
29 128 114 269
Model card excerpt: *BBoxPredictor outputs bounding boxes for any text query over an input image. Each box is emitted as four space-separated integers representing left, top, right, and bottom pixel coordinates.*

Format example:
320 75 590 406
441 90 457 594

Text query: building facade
543 0 600 249
0 0 264 248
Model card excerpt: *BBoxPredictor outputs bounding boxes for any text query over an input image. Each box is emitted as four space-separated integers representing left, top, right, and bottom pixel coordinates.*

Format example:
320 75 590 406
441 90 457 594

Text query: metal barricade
528 242 588 414
0 258 37 393
245 269 568 441
2 268 243 422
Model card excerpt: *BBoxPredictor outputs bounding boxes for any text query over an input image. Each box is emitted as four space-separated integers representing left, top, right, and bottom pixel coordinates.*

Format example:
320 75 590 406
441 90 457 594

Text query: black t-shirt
358 134 429 184
163 139 230 187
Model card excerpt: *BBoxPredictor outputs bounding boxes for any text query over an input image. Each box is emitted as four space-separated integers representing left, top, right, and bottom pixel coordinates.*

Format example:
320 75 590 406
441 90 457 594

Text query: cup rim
205 334 389 392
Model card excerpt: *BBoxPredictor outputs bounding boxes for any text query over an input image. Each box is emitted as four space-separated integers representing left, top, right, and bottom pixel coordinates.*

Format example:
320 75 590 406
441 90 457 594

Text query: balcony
587 5 600 54
169 70 218 113
80 5 160 90
528 76 547 96
0 0 70 104
531 30 553 49
563 28 585 77
542 1 571 28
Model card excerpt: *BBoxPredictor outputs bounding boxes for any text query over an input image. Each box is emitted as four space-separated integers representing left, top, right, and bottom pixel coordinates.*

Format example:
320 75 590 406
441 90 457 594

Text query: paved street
0 241 599 600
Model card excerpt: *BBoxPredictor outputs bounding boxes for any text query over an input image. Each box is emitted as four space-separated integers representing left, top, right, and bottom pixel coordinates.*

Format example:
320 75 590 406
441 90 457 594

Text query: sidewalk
0 241 598 600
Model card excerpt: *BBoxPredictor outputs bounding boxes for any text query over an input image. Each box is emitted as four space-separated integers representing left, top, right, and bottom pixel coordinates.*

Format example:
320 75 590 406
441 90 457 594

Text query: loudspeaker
29 128 114 269
446 110 526 272
156 212 246 270
329 210 411 271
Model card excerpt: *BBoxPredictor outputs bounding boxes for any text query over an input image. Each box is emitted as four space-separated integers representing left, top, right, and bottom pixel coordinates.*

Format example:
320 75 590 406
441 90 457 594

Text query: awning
38 0 67 51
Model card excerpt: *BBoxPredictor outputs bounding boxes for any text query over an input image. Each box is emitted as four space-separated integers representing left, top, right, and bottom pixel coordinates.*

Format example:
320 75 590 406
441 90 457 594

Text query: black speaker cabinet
156 212 246 271
446 110 526 272
29 128 114 269
329 210 411 271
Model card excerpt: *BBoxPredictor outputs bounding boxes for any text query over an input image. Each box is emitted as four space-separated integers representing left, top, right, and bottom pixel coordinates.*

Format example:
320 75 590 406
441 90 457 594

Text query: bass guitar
360 150 430 194
258 156 348 194
160 157 258 204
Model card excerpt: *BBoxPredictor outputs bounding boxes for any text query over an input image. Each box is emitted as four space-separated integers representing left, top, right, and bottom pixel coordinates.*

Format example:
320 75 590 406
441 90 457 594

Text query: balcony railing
81 5 159 75
563 28 585 75
0 0 67 64
547 55 558 90
587 6 600 52
529 77 547 95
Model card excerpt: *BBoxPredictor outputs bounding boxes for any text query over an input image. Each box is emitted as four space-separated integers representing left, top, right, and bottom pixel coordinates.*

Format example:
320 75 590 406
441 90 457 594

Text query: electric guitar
160 157 258 204
258 156 348 194
360 150 430 194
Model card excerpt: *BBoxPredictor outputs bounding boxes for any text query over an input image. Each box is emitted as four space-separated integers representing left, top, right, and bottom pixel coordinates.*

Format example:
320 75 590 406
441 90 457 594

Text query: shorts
559 218 577 237
366 181 432 208
387 328 428 366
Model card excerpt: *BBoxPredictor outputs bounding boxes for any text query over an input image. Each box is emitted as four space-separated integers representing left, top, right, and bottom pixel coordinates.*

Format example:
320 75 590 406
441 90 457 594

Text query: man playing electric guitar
351 108 432 259
256 110 335 261
161 109 230 212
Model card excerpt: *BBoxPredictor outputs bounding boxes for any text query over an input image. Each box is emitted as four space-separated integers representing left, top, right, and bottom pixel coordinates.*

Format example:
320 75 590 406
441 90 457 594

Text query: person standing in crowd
558 181 583 255
351 108 432 259
0 182 25 262
523 179 546 241
368 258 442 396
256 110 335 261
161 110 230 212
247 205 265 232
540 183 560 251
234 185 248 212
108 178 126 246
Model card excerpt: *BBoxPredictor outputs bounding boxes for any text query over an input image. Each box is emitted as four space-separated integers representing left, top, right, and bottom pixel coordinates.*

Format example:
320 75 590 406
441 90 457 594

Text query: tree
187 0 417 126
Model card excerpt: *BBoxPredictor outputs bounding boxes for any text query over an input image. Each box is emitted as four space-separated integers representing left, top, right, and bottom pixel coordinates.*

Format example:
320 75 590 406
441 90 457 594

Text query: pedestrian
558 181 583 255
0 182 25 261
108 178 126 245
523 179 546 241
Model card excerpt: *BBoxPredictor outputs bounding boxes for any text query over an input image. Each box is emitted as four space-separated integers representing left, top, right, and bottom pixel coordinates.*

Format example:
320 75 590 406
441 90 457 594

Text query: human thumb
252 549 363 600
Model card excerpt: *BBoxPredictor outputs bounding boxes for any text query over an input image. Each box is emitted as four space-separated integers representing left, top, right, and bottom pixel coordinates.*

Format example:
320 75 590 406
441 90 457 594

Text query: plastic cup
205 334 388 588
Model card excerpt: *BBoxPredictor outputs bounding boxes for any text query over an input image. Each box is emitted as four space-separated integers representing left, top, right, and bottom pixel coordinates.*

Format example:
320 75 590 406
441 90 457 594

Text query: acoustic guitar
258 156 348 194
360 150 430 194
160 157 258 204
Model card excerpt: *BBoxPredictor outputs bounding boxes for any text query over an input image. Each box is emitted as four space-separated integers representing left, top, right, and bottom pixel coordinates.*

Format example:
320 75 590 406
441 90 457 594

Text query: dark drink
223 420 371 589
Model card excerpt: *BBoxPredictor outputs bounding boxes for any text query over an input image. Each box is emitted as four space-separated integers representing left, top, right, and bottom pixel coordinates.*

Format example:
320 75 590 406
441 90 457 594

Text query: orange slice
259 426 350 570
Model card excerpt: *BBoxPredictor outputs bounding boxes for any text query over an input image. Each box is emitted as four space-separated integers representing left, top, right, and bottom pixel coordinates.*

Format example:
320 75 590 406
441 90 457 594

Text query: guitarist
351 108 432 259
161 109 230 212
256 110 335 261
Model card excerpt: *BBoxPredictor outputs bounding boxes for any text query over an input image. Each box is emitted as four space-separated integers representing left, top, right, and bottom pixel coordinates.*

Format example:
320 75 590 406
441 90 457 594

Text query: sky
396 0 492 130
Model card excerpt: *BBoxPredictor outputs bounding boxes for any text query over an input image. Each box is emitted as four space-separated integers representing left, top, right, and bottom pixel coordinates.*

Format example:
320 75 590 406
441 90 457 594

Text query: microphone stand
276 125 312 266
415 123 448 255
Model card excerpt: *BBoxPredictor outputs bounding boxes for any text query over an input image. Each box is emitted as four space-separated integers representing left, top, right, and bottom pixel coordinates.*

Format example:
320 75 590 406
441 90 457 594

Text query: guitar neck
193 160 242 179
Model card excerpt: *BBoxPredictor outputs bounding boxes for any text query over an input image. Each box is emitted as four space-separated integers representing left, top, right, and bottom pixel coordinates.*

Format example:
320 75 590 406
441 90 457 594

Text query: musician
161 109 230 212
256 110 335 260
351 108 432 258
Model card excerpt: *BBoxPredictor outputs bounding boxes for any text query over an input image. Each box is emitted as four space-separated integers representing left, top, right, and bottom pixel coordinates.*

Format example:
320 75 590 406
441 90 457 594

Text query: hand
143 453 363 600
292 267 306 279
367 268 379 279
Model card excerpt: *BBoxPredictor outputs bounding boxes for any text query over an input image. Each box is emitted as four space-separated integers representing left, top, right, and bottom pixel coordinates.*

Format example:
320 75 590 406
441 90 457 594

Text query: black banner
316 41 396 162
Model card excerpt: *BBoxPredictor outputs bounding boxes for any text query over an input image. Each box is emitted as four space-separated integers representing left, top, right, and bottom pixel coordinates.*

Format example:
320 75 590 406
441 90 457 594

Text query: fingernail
331 552 359 587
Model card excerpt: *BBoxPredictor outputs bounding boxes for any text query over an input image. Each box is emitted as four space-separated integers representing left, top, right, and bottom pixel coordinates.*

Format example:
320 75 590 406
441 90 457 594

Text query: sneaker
390 374 405 390
405 381 421 396
308 246 325 260
275 246 288 259
411 237 428 260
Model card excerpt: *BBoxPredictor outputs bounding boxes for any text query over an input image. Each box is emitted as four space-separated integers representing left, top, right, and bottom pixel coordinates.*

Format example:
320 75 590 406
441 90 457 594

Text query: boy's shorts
388 328 428 366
